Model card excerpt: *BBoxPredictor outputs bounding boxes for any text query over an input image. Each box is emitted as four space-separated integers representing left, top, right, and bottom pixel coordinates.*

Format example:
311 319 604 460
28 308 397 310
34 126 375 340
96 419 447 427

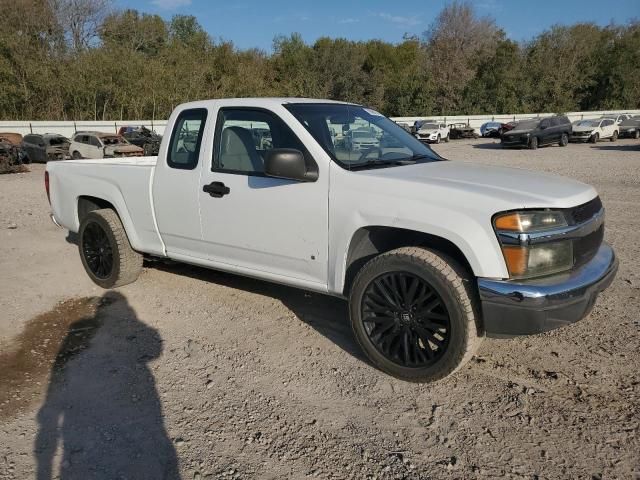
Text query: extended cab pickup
46 98 618 382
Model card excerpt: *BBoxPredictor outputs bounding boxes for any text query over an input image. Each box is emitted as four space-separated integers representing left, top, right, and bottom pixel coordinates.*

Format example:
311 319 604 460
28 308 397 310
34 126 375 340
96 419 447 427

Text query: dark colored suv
500 115 572 149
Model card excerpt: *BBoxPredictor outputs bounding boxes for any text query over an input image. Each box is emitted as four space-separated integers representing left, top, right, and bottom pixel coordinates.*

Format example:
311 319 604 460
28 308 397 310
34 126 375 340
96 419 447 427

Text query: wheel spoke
82 222 113 279
361 271 451 369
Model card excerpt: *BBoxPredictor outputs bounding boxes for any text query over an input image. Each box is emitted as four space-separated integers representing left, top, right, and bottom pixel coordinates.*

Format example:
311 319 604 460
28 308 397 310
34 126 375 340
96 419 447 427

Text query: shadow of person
34 291 180 480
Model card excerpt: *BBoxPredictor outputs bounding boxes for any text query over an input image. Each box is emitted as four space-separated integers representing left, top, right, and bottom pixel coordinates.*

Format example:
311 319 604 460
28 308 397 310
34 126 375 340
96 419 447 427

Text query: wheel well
77 196 116 223
343 226 473 296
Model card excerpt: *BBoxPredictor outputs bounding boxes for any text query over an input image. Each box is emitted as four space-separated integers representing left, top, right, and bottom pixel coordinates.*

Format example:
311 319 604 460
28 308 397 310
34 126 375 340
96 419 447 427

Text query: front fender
328 203 509 295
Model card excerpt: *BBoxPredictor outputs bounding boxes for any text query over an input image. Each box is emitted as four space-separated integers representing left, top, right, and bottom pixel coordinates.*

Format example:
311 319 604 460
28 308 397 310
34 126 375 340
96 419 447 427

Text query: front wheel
79 209 143 289
610 131 618 142
444 133 450 143
72 151 82 159
349 247 482 382
529 136 538 150
590 133 599 144
559 133 569 147
634 130 640 140
435 134 441 144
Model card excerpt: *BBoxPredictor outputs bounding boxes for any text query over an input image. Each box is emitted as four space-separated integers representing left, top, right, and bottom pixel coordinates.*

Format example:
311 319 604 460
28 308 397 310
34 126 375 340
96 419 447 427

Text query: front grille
574 224 604 268
568 197 602 225
572 131 591 137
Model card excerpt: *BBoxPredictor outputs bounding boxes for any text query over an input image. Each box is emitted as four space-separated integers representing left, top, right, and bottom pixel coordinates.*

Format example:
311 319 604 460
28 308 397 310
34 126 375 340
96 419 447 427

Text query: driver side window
168 108 208 170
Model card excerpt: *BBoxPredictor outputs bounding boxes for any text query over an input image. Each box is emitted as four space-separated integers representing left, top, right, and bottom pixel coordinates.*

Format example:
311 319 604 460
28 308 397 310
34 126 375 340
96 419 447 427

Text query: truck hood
355 160 596 209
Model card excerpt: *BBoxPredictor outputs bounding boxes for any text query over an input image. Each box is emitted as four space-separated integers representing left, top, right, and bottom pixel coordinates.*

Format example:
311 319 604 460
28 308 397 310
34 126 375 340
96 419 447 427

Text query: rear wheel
529 136 538 150
610 131 618 142
79 209 143 289
590 133 599 144
349 247 482 382
559 133 569 147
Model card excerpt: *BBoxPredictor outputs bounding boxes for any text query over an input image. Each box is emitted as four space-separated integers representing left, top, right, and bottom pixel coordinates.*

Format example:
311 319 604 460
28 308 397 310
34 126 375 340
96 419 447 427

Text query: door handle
203 181 230 198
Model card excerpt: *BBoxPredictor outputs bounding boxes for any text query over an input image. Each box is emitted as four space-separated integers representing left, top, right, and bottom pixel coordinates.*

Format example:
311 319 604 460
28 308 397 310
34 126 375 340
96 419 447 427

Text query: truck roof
175 97 359 110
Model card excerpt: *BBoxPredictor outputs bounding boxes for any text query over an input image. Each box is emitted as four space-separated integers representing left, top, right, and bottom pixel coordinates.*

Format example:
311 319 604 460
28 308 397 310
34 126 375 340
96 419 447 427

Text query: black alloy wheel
82 221 113 279
361 271 451 368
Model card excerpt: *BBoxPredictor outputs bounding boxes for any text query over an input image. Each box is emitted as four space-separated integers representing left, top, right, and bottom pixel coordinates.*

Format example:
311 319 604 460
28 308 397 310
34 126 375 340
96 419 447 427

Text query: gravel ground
0 138 639 479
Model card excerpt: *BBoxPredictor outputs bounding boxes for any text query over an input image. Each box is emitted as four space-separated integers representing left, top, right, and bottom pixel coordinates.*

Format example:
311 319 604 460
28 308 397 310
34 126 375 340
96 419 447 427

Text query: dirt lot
0 138 639 479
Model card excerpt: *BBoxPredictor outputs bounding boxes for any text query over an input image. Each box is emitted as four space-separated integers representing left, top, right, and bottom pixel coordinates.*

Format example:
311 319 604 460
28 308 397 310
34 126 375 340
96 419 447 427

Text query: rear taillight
45 171 51 204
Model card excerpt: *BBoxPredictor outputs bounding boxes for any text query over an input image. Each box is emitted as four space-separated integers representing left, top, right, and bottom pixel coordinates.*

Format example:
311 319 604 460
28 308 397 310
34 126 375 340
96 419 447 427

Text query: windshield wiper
349 159 416 170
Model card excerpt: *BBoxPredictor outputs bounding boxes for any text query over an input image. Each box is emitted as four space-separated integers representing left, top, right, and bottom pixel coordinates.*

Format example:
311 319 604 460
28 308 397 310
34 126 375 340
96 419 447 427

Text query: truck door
198 107 329 288
152 108 209 259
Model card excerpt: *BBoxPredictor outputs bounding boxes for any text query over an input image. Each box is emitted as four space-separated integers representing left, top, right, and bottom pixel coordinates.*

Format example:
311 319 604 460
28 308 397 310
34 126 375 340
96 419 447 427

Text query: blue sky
118 0 640 50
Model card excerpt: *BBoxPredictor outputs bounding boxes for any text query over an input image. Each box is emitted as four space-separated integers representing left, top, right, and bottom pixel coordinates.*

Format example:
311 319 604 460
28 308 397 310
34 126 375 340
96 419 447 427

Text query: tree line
0 0 638 121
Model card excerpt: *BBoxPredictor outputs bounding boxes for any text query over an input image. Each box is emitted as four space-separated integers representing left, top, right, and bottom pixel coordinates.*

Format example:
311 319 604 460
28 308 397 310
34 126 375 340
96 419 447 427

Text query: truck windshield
284 103 443 170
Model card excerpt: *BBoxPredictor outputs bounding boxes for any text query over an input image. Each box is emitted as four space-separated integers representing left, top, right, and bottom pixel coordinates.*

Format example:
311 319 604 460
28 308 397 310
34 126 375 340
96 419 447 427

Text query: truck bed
47 156 165 256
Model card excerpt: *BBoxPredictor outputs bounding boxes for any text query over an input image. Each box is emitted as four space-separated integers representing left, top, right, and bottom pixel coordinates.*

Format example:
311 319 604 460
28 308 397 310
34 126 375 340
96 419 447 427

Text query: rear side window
168 108 208 170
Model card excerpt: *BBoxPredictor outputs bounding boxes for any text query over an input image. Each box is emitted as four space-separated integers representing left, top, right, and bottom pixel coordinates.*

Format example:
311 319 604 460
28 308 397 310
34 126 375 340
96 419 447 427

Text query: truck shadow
149 261 367 363
34 291 180 480
471 141 503 149
589 143 640 152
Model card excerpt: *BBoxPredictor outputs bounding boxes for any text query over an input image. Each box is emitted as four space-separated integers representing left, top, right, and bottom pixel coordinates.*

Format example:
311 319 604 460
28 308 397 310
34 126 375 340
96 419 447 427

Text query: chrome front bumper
478 243 618 337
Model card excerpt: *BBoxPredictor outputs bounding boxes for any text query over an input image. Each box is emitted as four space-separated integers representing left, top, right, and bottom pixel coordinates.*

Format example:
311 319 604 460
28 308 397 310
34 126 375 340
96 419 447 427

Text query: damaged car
0 133 26 173
117 126 162 156
22 133 70 163
69 132 144 159
448 123 479 139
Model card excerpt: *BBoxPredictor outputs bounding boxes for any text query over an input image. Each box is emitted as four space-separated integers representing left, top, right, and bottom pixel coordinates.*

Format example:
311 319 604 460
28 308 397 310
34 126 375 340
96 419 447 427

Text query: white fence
1 109 639 137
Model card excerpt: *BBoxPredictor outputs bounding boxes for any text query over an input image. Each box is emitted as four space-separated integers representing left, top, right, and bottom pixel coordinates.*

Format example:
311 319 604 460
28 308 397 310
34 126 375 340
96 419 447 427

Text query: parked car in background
480 121 507 138
571 119 618 143
600 114 631 125
449 123 478 139
21 133 70 163
117 126 162 156
69 132 144 159
394 121 413 133
501 115 572 149
0 133 24 170
618 116 640 139
344 129 379 151
415 122 450 144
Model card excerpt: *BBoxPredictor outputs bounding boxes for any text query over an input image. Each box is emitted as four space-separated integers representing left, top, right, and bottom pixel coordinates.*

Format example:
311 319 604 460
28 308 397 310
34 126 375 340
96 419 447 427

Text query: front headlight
494 211 567 232
501 242 573 279
494 210 573 279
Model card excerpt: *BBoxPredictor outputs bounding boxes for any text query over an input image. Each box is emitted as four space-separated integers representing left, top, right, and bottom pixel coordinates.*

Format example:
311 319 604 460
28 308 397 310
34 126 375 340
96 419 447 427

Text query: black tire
349 247 482 382
559 133 569 147
634 130 640 140
529 136 538 150
590 133 599 144
610 131 618 142
78 209 143 289
72 151 82 159
444 133 450 143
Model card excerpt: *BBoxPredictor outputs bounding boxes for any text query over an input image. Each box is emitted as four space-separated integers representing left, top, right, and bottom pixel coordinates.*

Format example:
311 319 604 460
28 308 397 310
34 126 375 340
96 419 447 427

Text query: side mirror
264 148 317 182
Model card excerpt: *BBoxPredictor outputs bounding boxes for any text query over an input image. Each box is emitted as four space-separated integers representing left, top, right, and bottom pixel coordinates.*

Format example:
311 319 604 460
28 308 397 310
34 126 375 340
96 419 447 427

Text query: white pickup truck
46 98 618 382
